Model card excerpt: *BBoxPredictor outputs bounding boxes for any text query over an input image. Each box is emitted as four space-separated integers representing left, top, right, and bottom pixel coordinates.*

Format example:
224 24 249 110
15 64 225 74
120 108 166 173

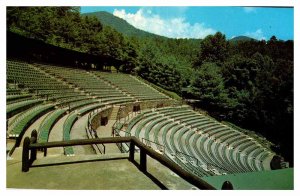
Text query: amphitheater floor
6 153 196 190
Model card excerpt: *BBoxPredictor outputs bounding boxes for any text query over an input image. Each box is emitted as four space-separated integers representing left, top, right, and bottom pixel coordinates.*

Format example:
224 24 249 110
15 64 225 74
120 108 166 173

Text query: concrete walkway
46 113 68 155
7 154 196 190
70 112 95 155
95 119 121 154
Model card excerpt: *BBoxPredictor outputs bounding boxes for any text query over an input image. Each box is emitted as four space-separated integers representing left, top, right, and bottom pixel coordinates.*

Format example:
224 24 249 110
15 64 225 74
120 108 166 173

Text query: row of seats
118 106 275 177
7 94 33 103
6 60 172 157
38 108 67 143
36 64 131 103
7 99 43 115
6 89 21 95
8 103 54 138
63 112 78 155
93 72 169 101
7 61 83 103
7 61 92 143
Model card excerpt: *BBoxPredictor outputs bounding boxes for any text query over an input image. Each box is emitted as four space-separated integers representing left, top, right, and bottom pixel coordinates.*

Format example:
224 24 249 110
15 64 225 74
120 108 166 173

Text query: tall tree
194 32 229 68
191 62 230 109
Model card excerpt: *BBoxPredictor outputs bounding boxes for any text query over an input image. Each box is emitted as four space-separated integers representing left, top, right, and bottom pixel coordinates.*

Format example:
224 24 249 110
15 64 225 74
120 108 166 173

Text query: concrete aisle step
47 114 68 155
110 105 120 120
96 120 121 154
70 113 95 155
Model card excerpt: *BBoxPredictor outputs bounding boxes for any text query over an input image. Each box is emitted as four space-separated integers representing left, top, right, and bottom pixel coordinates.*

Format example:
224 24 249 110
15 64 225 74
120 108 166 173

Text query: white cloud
243 7 256 13
245 29 266 40
146 9 152 14
113 8 216 39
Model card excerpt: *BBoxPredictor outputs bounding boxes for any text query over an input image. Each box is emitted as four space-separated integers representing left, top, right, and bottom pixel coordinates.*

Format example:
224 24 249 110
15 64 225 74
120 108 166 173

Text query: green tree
191 62 230 108
194 32 229 68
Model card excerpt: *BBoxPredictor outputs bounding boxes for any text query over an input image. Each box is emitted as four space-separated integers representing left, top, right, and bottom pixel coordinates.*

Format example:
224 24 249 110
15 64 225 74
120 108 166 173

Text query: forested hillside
7 7 293 165
82 11 161 38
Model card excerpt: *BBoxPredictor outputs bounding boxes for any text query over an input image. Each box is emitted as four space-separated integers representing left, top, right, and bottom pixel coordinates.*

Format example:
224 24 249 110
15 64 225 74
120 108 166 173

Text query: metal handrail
114 128 131 137
21 130 224 190
142 138 165 154
85 127 105 154
175 150 199 166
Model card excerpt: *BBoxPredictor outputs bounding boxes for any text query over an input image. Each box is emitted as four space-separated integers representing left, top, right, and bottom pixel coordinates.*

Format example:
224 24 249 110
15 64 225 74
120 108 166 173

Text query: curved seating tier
61 102 108 155
8 104 55 143
7 61 82 106
7 99 43 117
7 60 276 179
6 87 22 95
36 64 132 103
121 106 275 177
38 108 68 143
63 112 78 155
7 60 175 158
93 72 169 101
7 61 67 90
7 94 32 103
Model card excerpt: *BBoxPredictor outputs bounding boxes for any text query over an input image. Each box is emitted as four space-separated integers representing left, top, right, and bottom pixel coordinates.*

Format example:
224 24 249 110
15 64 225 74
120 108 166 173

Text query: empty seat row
119 106 275 177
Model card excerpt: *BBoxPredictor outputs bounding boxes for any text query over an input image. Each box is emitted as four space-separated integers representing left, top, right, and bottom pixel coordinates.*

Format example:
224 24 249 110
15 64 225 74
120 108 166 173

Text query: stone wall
90 99 178 130
91 107 113 130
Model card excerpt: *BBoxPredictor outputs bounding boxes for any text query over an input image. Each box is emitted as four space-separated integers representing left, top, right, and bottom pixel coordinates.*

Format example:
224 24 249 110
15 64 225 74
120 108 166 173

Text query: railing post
22 137 31 172
129 141 135 162
221 181 233 190
43 148 47 157
30 130 37 163
140 148 147 172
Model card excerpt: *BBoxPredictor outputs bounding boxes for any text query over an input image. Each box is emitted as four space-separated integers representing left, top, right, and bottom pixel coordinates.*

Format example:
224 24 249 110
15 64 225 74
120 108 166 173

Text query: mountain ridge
82 11 165 39
230 36 257 42
82 11 257 42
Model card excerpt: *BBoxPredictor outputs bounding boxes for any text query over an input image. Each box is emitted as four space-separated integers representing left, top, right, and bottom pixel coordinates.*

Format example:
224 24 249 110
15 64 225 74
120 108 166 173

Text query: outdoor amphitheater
6 57 293 190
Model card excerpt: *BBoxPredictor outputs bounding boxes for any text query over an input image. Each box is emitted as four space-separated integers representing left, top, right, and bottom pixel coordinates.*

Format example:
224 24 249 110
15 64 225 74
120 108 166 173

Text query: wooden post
30 130 37 163
22 137 31 172
221 181 233 190
43 148 47 157
129 141 135 162
140 148 147 172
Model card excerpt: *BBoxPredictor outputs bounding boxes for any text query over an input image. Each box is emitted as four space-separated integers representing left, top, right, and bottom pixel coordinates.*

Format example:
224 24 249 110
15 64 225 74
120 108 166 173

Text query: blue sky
80 7 294 40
